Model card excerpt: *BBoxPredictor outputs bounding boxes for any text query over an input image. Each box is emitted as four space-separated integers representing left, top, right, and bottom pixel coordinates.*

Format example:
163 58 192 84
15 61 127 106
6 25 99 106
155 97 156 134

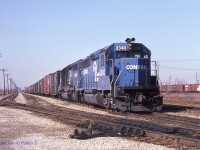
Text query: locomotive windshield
116 51 149 59
116 52 128 58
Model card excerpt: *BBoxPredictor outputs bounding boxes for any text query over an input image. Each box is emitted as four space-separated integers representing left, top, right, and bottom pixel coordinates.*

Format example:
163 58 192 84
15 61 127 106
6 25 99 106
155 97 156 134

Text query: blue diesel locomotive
59 38 163 112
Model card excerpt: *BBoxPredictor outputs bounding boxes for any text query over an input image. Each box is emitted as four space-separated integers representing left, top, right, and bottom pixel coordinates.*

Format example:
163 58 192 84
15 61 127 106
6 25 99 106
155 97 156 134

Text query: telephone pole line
6 74 10 94
9 78 12 93
0 68 7 95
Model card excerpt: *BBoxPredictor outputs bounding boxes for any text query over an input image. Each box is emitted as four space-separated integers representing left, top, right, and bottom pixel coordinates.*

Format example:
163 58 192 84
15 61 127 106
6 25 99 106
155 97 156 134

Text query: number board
115 46 127 51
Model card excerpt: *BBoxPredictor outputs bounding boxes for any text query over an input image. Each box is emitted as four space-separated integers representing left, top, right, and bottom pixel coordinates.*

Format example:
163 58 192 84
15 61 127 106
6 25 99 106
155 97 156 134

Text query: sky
0 0 200 89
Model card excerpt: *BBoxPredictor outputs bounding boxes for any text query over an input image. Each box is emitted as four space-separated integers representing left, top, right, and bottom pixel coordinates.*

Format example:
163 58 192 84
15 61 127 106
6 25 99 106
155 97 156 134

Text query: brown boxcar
160 84 185 92
30 85 34 94
171 85 185 92
160 85 168 92
40 77 45 95
185 84 200 92
44 74 51 95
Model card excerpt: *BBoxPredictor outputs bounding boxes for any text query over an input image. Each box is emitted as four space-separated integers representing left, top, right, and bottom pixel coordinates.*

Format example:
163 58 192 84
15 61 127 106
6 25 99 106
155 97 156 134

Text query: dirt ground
0 94 175 150
162 93 200 119
162 93 200 104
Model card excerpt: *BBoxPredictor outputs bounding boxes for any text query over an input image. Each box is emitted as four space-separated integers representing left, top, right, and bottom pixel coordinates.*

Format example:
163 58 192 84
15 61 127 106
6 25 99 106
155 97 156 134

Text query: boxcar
44 74 51 95
185 84 200 92
171 85 185 92
160 85 168 92
50 71 61 96
40 77 45 95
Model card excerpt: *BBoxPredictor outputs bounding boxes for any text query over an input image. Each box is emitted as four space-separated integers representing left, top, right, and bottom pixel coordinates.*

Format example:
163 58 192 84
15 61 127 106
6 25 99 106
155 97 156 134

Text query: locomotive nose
124 61 129 65
118 58 150 87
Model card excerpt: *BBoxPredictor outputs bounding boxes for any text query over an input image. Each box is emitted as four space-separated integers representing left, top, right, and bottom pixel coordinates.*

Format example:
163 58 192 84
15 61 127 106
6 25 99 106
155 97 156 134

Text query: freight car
50 71 61 97
25 38 163 112
160 85 185 92
160 84 200 93
185 84 200 92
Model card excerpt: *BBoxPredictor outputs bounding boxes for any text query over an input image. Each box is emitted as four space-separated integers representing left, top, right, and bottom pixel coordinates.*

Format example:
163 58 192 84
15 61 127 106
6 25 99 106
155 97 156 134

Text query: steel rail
2 93 199 149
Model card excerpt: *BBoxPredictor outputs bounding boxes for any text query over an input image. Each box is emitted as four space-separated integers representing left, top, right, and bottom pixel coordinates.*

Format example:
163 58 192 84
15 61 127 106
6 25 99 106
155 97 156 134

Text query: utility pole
196 72 199 84
168 76 172 92
13 81 16 93
9 78 12 94
6 74 10 94
157 62 160 80
0 68 7 95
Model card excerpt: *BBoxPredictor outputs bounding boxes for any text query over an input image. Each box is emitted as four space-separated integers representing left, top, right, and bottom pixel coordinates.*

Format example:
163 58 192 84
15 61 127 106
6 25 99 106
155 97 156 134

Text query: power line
160 65 200 70
158 59 200 62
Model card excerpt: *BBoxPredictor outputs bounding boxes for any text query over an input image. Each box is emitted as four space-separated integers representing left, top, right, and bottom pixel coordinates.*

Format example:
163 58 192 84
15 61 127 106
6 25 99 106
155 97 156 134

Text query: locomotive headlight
125 61 129 65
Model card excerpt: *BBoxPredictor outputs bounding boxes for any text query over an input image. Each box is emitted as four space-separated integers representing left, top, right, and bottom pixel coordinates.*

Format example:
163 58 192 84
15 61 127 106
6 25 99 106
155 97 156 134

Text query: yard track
0 93 199 149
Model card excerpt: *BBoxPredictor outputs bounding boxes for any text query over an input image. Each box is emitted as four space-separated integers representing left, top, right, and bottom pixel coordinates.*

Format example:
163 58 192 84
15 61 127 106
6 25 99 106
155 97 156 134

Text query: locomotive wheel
105 102 111 110
72 92 79 101
156 105 163 112
153 105 163 112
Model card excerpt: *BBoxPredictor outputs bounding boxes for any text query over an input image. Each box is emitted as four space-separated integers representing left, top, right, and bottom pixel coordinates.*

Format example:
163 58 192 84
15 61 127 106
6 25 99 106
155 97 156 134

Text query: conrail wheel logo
126 65 147 70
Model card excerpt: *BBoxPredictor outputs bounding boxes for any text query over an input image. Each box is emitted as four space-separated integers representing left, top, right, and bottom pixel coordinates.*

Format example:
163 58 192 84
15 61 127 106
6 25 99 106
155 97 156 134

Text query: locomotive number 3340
115 46 127 51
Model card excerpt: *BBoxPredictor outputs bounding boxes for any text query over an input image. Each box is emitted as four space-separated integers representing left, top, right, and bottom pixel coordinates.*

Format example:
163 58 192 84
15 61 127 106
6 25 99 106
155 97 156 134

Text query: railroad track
0 93 18 101
153 112 200 128
163 104 200 111
22 93 200 133
23 94 200 139
1 93 200 149
44 94 200 129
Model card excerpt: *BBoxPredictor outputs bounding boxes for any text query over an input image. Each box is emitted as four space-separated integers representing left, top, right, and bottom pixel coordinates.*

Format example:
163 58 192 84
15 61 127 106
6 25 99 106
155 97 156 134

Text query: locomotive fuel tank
84 91 105 106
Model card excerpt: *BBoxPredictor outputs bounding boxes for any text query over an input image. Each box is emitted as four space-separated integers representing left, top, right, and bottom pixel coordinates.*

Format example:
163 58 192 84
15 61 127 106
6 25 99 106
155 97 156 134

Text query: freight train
24 38 163 112
160 84 200 93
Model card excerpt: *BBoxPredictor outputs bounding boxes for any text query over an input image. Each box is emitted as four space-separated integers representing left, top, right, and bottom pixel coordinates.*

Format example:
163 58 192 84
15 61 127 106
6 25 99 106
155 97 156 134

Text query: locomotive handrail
114 70 122 97
109 59 115 97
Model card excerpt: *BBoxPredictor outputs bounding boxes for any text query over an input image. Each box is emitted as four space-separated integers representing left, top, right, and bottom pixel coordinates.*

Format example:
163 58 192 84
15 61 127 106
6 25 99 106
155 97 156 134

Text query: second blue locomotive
59 38 163 112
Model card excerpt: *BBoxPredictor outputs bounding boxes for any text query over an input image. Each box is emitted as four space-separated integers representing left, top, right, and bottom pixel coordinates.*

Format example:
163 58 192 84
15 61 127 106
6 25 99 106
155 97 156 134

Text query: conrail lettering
126 65 147 70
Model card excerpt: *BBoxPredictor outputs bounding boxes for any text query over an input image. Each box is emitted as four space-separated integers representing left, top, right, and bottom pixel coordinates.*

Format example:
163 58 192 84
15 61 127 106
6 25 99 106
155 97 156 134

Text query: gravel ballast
0 94 175 150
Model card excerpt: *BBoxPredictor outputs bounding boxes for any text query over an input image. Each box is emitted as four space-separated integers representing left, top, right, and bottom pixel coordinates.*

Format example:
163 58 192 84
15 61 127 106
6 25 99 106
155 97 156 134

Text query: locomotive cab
109 40 163 112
